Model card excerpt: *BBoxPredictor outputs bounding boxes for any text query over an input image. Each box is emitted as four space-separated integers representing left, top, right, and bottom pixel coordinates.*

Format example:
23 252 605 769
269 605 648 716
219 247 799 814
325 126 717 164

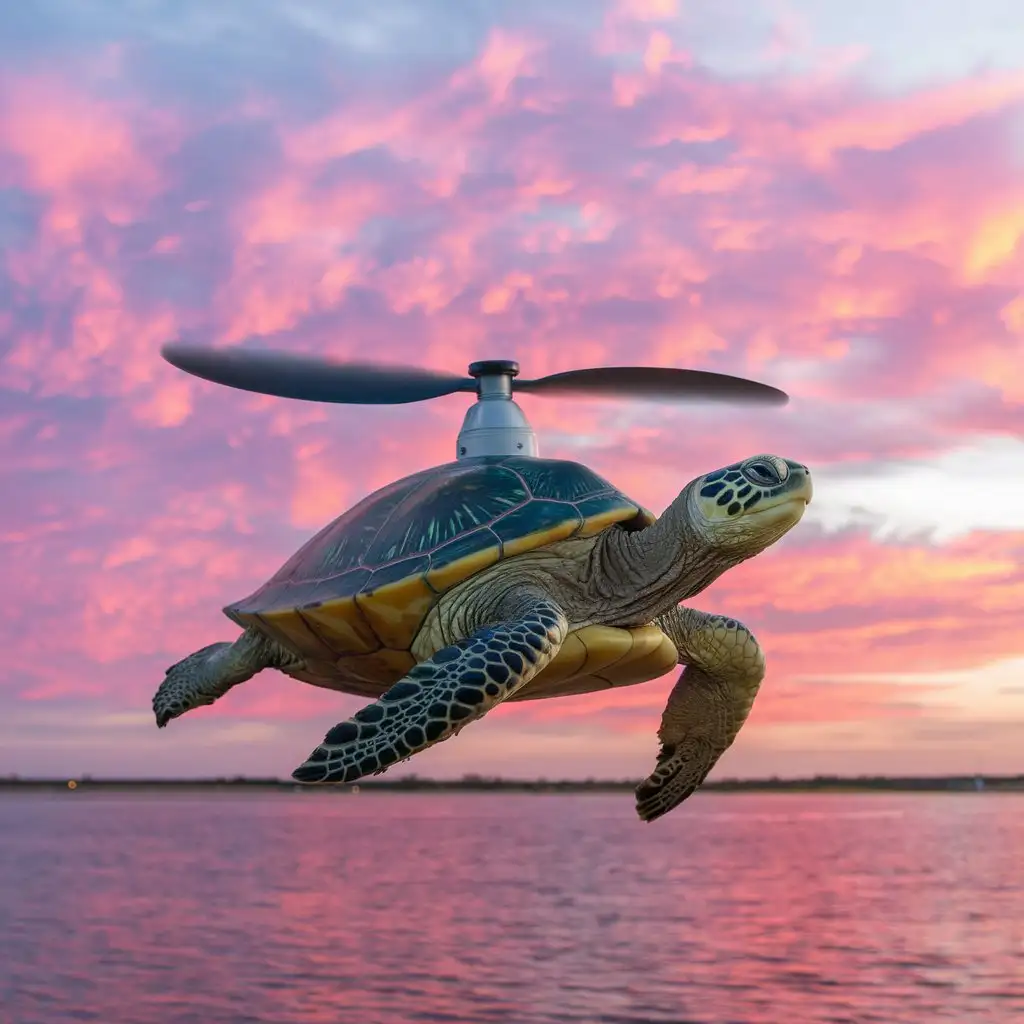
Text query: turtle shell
225 455 652 691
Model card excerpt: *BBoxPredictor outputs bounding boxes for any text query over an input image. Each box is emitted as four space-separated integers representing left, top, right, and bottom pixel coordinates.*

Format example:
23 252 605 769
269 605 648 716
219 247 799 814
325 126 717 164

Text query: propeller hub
468 359 520 378
457 359 538 460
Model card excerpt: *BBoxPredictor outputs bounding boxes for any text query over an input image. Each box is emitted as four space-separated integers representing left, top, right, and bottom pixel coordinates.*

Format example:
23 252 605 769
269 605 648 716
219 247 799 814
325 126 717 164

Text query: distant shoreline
2 774 1022 793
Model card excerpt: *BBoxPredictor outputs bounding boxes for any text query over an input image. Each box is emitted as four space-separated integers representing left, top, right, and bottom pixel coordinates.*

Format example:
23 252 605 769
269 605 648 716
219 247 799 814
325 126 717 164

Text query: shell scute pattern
363 464 528 564
364 554 432 594
224 456 647 679
507 457 613 502
490 499 584 555
304 473 427 581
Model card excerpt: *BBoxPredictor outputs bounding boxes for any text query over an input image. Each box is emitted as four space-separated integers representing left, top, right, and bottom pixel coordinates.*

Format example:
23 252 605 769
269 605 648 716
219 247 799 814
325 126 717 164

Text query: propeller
161 343 789 406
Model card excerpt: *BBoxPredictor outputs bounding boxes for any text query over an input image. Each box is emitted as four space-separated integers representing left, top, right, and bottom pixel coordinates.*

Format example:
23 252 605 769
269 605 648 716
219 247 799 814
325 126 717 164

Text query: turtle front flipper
292 591 568 784
635 607 765 823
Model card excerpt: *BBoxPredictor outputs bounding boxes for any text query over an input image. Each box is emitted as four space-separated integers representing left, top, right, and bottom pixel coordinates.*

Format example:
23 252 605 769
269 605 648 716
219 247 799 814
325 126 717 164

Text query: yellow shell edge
513 624 678 700
355 575 436 651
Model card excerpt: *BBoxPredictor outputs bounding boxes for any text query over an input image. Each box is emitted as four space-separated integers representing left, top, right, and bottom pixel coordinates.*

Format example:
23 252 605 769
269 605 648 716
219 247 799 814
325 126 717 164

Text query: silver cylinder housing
456 360 539 460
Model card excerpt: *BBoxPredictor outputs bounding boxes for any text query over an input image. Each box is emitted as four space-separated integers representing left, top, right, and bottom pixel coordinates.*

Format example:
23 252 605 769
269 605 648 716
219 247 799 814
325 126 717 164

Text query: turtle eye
744 460 780 486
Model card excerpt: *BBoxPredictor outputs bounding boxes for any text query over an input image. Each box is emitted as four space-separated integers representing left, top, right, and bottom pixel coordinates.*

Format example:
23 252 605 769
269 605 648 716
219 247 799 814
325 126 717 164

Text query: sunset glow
2 0 1022 781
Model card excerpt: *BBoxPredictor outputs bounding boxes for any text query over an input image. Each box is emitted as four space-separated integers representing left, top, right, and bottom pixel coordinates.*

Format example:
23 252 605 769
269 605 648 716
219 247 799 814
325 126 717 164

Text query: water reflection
1 792 1022 1022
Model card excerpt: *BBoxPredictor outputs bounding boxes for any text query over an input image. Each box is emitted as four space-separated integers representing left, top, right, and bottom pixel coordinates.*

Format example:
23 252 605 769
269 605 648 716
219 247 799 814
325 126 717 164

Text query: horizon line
3 772 1023 791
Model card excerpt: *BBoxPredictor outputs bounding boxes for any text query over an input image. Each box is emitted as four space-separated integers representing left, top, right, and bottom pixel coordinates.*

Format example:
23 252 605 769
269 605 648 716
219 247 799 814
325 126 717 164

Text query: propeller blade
516 366 788 405
161 344 475 405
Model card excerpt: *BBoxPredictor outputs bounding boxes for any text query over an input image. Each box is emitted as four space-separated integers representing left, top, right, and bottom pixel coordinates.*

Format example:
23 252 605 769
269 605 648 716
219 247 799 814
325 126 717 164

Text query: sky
1 0 1022 782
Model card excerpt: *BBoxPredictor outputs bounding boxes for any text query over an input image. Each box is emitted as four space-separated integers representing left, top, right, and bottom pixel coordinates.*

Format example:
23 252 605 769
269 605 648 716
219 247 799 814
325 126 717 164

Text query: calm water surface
1 791 1022 1023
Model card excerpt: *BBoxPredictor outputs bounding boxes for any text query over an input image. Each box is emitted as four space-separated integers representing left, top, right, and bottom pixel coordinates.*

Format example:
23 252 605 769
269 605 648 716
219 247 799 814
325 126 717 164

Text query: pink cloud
1 1 1021 779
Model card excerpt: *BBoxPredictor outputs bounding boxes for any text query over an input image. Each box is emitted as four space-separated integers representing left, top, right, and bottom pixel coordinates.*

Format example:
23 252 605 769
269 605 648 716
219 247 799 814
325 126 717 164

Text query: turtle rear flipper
153 643 236 727
292 592 568 784
153 630 301 727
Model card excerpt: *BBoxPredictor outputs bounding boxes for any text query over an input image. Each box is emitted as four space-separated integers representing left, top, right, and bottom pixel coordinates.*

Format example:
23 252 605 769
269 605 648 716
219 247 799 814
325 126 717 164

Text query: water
1 791 1021 1023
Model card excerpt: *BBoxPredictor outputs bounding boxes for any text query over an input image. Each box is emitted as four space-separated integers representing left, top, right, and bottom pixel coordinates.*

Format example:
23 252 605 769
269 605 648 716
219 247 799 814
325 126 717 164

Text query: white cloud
805 435 1024 540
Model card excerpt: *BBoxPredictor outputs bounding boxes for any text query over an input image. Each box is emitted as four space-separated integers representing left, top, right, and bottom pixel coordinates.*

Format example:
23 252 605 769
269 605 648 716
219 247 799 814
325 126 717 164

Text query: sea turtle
153 452 811 821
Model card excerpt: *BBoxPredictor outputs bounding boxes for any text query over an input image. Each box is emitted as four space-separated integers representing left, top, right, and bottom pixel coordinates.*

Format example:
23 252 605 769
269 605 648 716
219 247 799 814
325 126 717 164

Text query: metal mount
455 360 539 460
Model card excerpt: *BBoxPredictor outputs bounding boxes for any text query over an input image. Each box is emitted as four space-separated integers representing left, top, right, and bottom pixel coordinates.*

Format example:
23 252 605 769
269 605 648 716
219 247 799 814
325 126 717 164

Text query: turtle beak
792 465 813 505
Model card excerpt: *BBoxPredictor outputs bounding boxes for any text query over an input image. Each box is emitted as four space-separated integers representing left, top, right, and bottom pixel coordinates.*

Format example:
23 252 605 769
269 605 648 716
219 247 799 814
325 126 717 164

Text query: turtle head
595 454 810 624
686 454 812 558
